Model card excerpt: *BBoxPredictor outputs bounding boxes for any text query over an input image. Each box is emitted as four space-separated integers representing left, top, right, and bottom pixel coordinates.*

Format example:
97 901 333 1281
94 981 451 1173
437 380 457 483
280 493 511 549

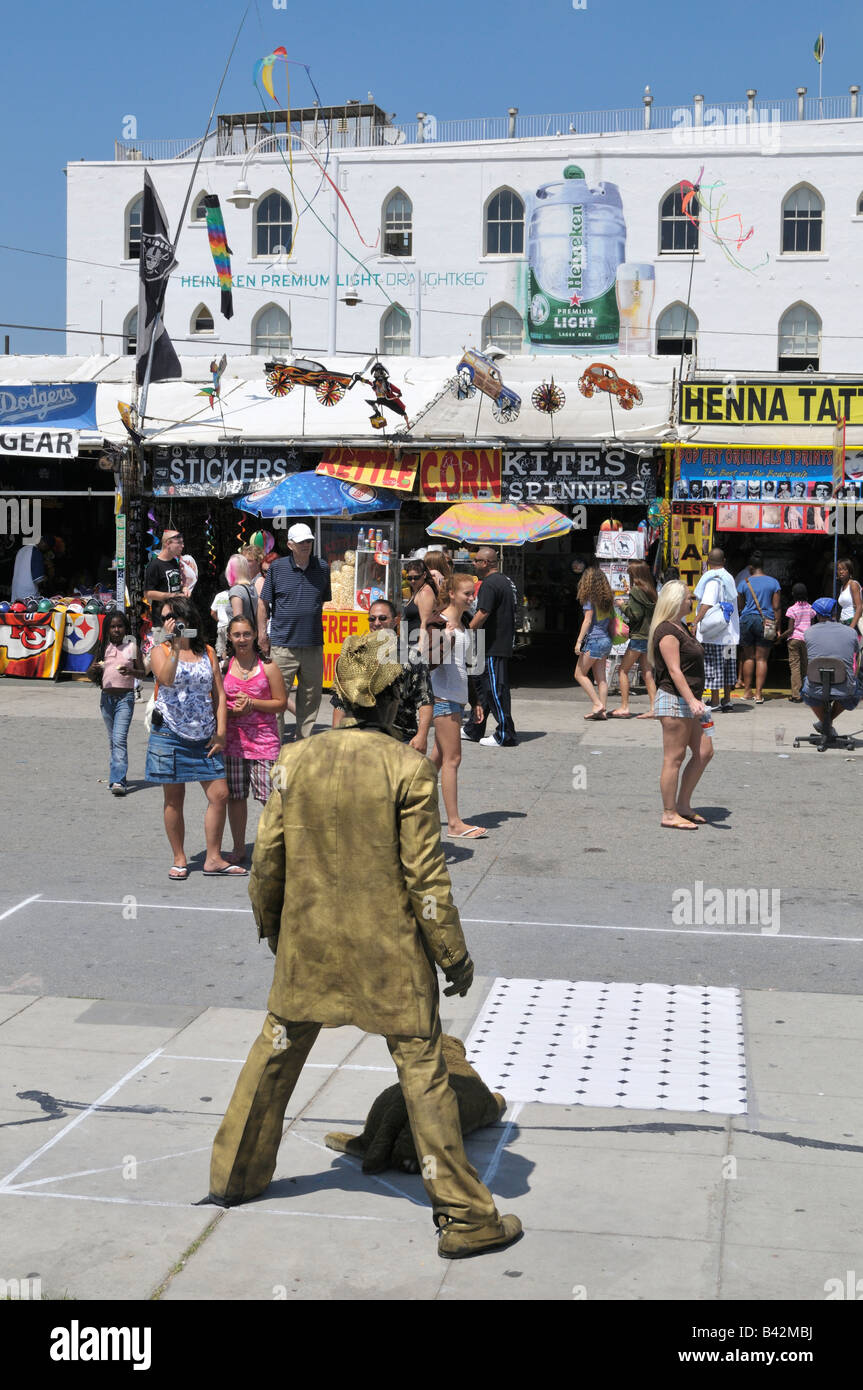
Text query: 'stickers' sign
680 381 863 427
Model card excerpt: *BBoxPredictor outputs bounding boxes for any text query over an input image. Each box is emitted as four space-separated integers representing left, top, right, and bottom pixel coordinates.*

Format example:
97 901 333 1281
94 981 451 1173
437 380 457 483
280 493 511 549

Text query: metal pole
328 155 340 356
414 264 422 356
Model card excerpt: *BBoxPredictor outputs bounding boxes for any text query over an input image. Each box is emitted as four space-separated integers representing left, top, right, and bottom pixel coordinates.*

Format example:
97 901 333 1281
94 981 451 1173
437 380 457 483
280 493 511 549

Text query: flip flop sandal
203 864 249 876
449 827 488 839
661 819 699 830
679 812 707 824
168 866 189 880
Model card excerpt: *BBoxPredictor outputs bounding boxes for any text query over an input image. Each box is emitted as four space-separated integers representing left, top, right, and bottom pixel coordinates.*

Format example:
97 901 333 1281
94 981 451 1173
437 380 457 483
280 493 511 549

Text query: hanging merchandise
202 197 234 319
578 363 642 411
679 167 768 274
204 513 217 575
117 401 143 445
354 362 410 431
531 380 566 415
197 355 228 409
146 509 160 560
452 349 521 423
180 554 199 594
264 357 357 405
250 529 276 555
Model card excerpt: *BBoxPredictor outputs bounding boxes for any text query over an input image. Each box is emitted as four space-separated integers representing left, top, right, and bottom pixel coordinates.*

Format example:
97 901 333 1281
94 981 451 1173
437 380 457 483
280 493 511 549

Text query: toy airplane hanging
197 355 227 409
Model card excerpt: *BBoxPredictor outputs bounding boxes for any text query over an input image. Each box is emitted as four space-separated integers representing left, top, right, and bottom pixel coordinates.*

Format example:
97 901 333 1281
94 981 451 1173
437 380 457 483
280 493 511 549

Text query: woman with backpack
225 554 258 628
573 567 617 720
612 561 658 718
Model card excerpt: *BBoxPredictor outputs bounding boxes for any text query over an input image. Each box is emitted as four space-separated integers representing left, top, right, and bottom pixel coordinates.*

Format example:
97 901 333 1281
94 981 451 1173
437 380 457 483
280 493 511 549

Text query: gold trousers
210 1005 500 1228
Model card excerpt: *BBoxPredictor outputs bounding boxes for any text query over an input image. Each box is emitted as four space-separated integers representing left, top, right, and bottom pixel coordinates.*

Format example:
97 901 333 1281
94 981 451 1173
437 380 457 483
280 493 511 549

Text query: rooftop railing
112 89 862 161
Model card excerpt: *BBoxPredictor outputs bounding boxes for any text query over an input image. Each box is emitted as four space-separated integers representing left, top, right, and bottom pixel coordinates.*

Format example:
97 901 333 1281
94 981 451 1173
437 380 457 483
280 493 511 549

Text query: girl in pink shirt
89 611 144 795
780 584 815 702
222 615 288 866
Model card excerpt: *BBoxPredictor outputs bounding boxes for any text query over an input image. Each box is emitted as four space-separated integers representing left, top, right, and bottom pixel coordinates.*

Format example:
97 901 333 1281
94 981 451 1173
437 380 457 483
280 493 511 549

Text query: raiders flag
135 171 182 385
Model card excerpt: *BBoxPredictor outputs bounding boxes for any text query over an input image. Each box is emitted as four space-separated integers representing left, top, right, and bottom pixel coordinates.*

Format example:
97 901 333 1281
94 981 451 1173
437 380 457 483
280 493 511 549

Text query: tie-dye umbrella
426 502 573 546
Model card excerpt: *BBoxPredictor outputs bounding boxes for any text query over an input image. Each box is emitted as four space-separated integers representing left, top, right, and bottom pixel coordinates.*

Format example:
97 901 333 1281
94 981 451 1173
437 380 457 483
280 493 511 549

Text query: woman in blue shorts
647 581 714 830
574 568 616 719
430 573 487 840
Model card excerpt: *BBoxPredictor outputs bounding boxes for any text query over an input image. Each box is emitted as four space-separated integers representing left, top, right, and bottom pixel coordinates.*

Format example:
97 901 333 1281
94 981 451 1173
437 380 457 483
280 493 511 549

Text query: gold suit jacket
249 725 469 1037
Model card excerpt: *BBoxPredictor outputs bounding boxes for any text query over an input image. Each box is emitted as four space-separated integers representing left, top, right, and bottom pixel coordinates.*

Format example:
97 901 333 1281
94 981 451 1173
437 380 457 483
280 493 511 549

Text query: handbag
699 577 735 643
746 579 777 642
608 610 630 646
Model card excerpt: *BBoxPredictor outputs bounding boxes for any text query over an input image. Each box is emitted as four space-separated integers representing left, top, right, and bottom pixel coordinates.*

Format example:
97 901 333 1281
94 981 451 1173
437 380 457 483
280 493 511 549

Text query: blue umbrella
234 472 402 518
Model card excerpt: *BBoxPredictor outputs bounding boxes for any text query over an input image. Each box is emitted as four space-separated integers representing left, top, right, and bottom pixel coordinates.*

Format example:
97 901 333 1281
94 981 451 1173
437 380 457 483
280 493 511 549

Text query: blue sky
1 0 859 354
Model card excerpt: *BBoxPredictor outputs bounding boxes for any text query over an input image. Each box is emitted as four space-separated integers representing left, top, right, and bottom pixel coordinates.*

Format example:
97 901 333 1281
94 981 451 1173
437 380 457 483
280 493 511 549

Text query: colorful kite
679 167 768 273
197 355 227 409
532 380 566 415
202 195 233 319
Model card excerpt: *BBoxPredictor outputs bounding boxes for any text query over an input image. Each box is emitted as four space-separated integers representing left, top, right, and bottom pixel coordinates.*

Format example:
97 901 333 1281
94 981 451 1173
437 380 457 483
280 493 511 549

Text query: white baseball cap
287 523 315 543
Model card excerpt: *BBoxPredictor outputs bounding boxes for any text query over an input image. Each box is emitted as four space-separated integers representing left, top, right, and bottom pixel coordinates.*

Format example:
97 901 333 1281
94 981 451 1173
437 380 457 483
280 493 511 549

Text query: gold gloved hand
443 953 474 998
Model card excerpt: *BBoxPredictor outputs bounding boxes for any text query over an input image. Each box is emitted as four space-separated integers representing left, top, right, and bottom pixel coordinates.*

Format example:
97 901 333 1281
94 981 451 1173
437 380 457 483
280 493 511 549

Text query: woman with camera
146 597 244 880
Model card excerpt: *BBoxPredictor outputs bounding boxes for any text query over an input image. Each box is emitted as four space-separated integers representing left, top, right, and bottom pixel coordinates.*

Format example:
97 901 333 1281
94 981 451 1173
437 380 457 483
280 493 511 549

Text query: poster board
0 609 66 679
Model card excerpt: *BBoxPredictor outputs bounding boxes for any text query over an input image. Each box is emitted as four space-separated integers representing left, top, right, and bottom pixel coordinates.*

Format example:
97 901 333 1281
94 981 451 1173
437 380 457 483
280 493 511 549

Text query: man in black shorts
464 547 518 747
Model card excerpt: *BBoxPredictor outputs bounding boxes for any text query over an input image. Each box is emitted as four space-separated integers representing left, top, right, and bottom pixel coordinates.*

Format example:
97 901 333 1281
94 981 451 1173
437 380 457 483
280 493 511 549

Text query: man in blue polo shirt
258 523 331 740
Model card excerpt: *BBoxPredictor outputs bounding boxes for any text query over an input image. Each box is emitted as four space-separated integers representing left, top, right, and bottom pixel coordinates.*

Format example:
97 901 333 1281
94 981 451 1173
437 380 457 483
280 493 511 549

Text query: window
656 302 698 356
782 186 823 253
381 304 411 355
383 191 412 257
124 309 137 356
252 303 292 355
857 193 863 215
254 192 292 257
660 187 698 253
778 303 820 371
485 189 525 255
126 196 143 260
193 193 209 222
482 302 523 355
192 304 214 334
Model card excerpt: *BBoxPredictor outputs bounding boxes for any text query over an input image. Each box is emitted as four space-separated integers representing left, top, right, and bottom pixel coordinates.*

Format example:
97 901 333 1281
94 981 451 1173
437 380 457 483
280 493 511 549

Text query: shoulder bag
746 579 777 642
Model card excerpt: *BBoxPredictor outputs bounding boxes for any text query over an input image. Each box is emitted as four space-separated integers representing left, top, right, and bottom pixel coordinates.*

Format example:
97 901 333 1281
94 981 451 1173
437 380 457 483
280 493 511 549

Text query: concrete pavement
1 678 862 1299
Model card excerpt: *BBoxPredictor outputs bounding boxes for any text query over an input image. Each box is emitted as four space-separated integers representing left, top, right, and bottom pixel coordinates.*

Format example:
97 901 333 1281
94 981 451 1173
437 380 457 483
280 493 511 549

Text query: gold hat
333 630 403 708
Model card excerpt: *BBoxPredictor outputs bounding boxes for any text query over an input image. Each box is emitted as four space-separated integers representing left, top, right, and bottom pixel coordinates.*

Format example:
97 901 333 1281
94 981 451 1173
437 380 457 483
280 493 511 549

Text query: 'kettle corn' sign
680 381 863 427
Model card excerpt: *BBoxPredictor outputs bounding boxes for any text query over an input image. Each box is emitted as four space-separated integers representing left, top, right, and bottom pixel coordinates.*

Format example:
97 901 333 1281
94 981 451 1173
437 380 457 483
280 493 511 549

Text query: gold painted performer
206 630 522 1260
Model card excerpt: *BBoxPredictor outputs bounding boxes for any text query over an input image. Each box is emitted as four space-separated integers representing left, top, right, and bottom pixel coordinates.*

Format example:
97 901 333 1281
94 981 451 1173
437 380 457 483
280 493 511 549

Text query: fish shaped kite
202 195 233 319
255 45 288 102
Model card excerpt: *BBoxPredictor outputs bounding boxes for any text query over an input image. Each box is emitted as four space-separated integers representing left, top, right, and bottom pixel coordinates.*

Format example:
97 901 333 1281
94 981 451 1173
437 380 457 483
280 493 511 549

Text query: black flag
136 171 182 385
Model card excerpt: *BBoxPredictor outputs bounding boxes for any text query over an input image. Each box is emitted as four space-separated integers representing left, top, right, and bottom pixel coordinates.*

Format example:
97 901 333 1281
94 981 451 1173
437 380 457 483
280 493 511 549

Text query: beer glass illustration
616 263 655 353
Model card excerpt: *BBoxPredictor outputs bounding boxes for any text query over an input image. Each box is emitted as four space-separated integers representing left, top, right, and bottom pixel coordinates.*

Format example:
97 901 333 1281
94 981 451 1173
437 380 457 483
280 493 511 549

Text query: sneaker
437 1213 523 1260
478 735 501 747
109 782 126 795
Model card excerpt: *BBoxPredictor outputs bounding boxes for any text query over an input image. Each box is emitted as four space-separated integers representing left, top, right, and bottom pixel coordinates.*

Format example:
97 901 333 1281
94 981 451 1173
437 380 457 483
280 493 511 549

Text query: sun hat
332 630 403 708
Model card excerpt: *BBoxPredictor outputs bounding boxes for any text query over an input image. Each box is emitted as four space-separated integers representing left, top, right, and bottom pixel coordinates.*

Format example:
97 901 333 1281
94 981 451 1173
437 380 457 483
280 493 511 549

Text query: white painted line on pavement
0 1047 164 1191
27 897 863 944
290 1129 428 1208
0 1188 419 1222
10 1145 214 1189
162 1053 393 1071
0 894 42 922
40 898 252 914
462 917 863 944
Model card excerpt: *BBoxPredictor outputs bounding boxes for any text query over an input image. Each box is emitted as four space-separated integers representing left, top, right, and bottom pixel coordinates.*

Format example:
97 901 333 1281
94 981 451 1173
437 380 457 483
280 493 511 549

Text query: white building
65 91 863 374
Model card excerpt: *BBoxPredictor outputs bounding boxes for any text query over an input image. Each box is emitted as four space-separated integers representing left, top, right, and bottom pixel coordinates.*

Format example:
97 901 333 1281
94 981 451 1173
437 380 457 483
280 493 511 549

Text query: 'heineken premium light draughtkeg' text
527 166 626 348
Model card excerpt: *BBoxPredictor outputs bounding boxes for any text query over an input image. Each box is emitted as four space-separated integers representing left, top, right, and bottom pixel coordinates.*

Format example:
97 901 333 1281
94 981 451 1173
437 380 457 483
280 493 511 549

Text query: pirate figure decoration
356 363 410 431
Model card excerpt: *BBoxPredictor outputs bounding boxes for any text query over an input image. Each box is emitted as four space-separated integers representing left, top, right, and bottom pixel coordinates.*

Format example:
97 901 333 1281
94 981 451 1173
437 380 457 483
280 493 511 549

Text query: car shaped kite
577 363 643 411
265 357 357 406
453 348 521 423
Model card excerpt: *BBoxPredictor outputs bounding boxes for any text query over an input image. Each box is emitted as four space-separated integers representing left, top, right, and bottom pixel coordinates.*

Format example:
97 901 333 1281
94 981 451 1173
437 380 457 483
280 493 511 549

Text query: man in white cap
258 523 331 740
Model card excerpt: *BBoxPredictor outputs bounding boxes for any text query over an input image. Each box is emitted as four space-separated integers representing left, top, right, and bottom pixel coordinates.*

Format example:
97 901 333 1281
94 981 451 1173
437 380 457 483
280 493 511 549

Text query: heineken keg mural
524 165 653 352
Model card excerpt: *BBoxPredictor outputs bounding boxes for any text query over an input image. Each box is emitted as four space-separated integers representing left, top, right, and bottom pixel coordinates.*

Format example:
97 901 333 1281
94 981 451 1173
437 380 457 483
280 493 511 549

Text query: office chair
793 658 856 752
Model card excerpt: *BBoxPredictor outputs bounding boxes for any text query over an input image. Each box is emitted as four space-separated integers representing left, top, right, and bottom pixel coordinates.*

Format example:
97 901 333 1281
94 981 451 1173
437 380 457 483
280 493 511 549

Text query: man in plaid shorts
694 549 740 711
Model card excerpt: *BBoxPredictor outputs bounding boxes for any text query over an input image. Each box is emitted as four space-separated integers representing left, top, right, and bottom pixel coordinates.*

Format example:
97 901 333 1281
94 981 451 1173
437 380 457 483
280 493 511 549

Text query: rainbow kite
202 195 233 319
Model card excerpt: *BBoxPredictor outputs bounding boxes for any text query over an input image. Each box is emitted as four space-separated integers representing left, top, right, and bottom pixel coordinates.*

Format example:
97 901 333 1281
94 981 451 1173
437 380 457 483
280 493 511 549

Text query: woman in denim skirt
647 581 713 831
146 598 245 880
573 567 615 719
